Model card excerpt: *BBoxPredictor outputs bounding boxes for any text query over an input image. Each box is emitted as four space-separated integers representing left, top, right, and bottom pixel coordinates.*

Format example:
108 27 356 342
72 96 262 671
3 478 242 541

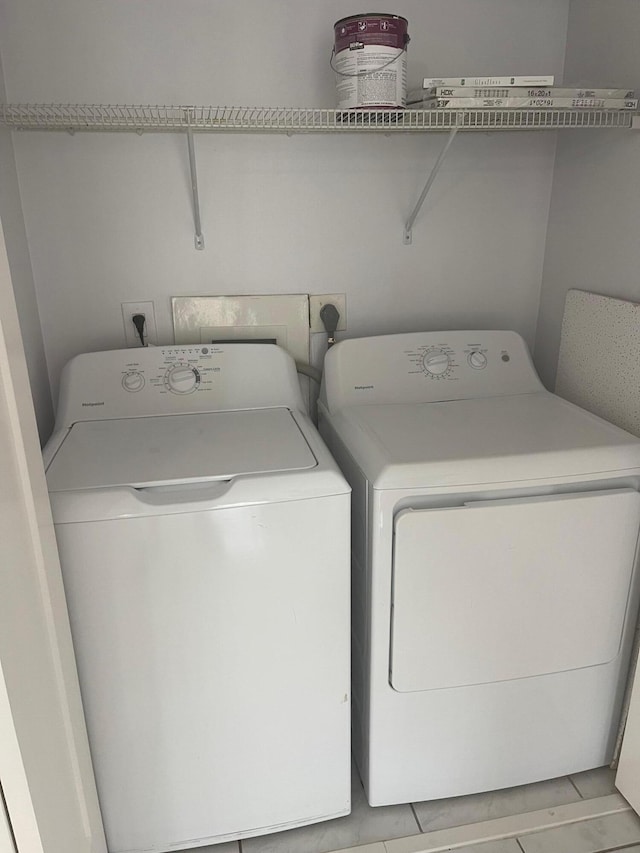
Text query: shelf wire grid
0 104 635 132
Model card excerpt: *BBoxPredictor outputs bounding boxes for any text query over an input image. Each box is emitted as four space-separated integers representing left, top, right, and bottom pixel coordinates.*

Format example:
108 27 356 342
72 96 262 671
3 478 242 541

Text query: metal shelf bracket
185 109 205 250
404 127 459 244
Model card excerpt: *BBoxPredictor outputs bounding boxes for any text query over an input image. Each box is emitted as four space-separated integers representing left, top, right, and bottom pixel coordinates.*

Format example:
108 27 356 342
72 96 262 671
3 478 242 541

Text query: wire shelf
0 104 636 132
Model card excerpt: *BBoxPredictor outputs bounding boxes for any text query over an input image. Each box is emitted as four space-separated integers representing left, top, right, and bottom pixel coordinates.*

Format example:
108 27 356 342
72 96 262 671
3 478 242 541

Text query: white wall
0 224 106 853
534 0 640 389
0 0 570 410
0 55 53 440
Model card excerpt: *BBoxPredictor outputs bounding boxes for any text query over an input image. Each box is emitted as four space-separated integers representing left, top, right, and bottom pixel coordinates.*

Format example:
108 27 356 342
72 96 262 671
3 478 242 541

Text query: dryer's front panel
390 488 640 693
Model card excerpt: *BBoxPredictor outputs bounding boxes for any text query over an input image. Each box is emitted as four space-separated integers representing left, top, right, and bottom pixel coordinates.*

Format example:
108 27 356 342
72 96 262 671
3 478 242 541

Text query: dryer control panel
54 344 304 428
321 330 545 412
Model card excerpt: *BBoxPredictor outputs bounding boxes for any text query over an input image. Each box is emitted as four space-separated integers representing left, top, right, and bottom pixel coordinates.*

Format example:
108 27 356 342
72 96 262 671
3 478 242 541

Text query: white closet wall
0 56 53 440
535 0 640 389
0 0 569 413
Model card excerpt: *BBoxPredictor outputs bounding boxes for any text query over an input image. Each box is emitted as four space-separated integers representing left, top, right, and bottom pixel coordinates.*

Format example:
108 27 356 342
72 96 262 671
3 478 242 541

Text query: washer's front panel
56 495 351 851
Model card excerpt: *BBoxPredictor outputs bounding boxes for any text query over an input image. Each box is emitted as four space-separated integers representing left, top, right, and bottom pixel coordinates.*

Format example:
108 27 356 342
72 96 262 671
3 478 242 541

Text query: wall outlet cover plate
121 301 157 347
309 294 347 334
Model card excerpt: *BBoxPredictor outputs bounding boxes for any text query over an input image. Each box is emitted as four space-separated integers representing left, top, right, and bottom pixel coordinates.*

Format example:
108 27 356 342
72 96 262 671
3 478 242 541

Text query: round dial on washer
422 348 451 376
468 351 487 370
122 371 145 392
165 364 200 394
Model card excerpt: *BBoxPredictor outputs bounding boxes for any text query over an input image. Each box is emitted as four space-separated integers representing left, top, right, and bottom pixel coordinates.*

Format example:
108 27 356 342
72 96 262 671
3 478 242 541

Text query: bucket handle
330 35 409 78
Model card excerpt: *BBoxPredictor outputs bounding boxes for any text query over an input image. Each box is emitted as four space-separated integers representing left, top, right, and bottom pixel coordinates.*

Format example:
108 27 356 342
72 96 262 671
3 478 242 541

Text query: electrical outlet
309 294 347 334
121 301 158 347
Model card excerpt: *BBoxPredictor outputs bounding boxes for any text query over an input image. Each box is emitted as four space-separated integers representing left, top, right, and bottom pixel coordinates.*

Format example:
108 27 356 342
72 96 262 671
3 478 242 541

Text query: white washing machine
318 330 640 807
43 343 351 853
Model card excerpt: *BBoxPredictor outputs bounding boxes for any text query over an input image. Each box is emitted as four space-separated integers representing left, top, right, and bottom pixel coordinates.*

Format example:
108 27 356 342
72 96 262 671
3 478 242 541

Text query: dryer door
390 488 640 693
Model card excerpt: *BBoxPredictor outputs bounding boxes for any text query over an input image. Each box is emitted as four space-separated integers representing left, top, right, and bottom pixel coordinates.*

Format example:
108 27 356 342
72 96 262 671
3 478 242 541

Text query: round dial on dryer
468 351 487 370
122 371 145 392
422 348 451 376
164 364 200 394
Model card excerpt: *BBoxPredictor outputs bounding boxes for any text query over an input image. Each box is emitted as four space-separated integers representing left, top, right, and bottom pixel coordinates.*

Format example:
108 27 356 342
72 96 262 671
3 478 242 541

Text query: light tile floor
517 811 640 853
242 765 418 853
442 842 522 853
570 766 619 799
412 774 582 833
182 764 634 853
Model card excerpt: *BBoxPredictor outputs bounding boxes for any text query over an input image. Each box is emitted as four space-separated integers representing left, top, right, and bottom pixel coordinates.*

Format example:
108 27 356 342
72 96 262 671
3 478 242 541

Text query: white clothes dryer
318 330 640 807
44 343 351 853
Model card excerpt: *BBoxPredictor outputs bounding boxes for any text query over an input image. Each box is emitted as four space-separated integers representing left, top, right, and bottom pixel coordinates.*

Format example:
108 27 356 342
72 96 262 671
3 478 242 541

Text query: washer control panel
321 330 544 412
55 343 303 427
120 346 217 397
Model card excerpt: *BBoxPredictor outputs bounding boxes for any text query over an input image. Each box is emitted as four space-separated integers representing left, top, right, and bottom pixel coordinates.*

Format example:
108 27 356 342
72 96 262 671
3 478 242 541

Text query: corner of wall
531 0 572 391
533 0 640 392
0 51 54 442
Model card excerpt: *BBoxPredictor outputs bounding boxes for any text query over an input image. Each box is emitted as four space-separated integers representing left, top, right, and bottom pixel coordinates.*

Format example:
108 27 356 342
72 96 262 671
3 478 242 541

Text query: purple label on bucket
334 15 408 54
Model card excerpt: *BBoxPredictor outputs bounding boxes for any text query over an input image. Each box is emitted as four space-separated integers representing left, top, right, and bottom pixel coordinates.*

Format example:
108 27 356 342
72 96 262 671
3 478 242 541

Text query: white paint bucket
332 14 409 110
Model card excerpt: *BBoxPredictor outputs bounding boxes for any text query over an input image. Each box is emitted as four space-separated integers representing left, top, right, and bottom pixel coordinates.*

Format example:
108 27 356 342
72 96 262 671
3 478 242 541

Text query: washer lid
46 408 317 491
331 392 640 489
